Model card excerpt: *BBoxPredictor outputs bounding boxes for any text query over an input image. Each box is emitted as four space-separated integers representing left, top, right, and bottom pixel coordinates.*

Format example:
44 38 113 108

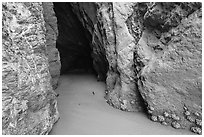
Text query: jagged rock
134 2 202 132
2 2 59 135
2 2 202 135
70 2 202 133
71 2 145 112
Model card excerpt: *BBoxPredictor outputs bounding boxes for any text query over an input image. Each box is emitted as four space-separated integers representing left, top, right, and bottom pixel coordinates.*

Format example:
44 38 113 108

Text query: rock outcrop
134 3 202 133
71 2 145 112
70 2 202 133
2 2 59 135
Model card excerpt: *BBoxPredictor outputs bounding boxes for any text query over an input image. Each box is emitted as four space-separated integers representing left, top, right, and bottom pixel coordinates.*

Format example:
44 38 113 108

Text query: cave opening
53 2 96 75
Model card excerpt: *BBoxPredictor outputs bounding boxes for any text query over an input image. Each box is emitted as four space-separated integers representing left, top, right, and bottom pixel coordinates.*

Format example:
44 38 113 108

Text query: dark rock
53 2 99 75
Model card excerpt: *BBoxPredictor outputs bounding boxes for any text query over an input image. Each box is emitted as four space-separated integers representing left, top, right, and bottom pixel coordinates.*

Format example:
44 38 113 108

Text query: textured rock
71 2 145 111
134 2 202 131
2 2 59 135
2 2 201 135
70 2 202 133
42 2 61 89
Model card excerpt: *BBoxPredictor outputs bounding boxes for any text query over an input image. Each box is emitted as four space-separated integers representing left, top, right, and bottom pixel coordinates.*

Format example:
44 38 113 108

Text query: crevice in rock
2 2 202 135
53 2 97 75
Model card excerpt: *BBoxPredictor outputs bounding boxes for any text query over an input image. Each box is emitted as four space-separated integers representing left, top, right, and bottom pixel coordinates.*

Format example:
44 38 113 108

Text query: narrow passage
49 71 193 135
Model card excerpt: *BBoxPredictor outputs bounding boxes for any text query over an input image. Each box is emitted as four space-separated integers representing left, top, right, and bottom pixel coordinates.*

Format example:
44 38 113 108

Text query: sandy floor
49 72 193 135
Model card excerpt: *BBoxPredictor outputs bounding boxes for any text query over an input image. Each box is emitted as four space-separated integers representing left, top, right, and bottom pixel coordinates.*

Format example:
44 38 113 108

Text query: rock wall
2 2 59 135
71 2 145 112
70 2 202 134
42 3 61 89
2 2 202 135
134 3 202 134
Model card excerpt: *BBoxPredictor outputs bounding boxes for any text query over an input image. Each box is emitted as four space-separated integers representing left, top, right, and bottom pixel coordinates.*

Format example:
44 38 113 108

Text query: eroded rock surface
134 3 202 133
70 2 202 133
2 2 202 135
71 2 145 112
42 2 61 89
2 2 59 135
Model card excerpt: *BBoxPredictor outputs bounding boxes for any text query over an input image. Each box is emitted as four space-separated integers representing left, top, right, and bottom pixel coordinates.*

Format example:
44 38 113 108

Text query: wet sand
49 72 193 135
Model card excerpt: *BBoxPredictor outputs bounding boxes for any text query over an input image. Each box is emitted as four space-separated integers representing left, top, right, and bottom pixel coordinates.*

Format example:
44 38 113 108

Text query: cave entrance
53 2 95 75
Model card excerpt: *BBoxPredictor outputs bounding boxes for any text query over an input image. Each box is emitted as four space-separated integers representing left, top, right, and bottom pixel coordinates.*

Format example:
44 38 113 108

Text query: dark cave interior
53 2 96 75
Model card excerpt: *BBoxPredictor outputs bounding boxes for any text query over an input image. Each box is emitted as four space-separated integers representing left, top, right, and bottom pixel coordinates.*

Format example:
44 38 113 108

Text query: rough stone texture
2 2 201 135
42 2 61 89
71 2 145 112
70 2 202 133
134 2 202 133
2 2 59 135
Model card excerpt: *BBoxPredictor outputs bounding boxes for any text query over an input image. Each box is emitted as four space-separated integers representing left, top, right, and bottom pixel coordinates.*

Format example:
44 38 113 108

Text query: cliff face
2 2 59 134
71 2 145 112
70 2 202 134
135 3 202 133
2 2 202 135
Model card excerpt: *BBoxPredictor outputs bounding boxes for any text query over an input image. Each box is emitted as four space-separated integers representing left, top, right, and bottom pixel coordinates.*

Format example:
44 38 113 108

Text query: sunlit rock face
2 2 59 135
